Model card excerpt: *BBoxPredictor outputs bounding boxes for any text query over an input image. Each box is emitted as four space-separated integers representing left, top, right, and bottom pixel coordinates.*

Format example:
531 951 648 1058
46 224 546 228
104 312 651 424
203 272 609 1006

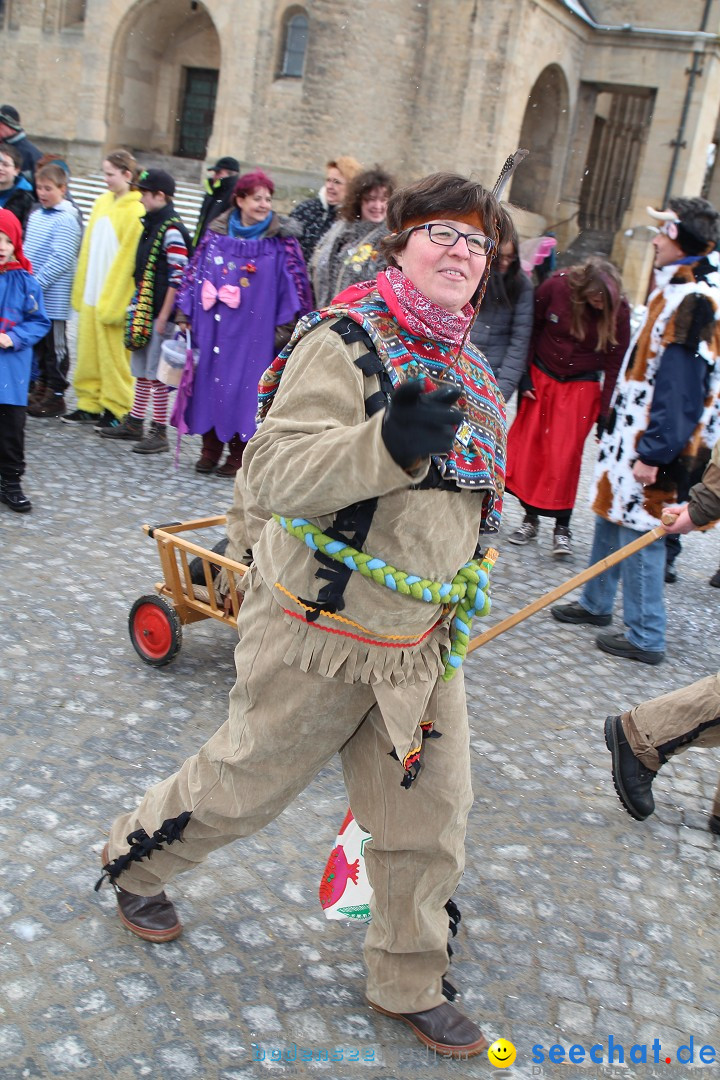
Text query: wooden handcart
128 518 246 666
129 516 673 667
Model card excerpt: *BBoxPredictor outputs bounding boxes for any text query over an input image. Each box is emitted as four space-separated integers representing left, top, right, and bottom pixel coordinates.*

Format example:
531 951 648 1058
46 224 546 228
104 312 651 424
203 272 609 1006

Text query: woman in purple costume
176 169 312 476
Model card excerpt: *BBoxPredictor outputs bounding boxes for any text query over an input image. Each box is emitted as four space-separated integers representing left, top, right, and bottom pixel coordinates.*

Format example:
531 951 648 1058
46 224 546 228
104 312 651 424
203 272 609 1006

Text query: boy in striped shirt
101 168 190 454
24 163 81 418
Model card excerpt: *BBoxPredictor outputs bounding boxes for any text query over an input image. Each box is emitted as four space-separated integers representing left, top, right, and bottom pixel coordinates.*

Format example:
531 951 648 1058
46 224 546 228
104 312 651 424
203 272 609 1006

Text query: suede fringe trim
94 811 193 892
280 607 448 688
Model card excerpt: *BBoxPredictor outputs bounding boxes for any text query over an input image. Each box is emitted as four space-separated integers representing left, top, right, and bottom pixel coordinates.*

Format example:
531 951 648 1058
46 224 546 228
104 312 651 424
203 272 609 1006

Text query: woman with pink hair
176 169 312 476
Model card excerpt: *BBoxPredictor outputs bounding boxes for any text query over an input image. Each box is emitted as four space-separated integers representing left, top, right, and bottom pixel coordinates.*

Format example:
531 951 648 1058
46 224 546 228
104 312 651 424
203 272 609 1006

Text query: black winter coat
470 268 534 401
290 196 336 266
193 175 237 247
0 184 36 233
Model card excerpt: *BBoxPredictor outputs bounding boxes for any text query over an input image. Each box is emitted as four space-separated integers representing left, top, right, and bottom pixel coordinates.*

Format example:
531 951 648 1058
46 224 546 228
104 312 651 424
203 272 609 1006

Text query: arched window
279 9 308 78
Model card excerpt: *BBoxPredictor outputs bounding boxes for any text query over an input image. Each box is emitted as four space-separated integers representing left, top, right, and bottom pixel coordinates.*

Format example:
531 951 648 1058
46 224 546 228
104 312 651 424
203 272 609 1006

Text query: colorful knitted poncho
258 271 505 530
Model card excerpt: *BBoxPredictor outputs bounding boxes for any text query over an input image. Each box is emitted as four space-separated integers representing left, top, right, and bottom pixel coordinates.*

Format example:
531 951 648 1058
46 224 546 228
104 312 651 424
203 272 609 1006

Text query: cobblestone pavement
1 397 719 1080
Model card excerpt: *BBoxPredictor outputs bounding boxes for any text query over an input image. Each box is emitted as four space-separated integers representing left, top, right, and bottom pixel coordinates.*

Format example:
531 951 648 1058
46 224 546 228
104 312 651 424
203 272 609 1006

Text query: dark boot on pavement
367 999 488 1058
216 434 246 476
596 632 664 665
507 514 539 545
132 421 169 454
215 459 241 477
61 408 101 426
551 602 612 626
100 414 144 441
195 454 219 473
552 525 573 557
0 476 32 513
604 715 657 820
28 380 46 404
100 844 181 942
28 388 66 418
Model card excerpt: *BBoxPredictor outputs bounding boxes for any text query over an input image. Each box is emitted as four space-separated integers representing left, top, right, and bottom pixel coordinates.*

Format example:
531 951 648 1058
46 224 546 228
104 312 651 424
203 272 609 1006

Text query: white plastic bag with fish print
319 808 372 922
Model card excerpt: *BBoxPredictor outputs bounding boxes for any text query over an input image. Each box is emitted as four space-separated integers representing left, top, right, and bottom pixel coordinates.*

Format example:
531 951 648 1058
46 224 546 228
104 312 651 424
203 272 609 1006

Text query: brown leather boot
367 999 489 1058
195 454 219 473
99 414 144 440
101 844 182 942
28 388 66 418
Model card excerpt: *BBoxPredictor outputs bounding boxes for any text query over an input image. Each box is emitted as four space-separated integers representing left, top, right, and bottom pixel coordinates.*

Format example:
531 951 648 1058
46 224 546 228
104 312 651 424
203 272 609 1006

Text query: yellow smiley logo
488 1038 517 1068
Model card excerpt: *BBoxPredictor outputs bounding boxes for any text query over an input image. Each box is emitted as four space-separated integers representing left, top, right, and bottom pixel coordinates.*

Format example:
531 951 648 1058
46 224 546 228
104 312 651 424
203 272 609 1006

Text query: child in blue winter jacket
0 207 51 512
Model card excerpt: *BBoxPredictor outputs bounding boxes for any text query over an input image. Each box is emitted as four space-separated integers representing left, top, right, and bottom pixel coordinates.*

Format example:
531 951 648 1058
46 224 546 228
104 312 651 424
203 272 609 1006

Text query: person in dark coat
469 222 533 402
290 155 362 267
192 156 240 247
0 105 42 183
0 143 35 232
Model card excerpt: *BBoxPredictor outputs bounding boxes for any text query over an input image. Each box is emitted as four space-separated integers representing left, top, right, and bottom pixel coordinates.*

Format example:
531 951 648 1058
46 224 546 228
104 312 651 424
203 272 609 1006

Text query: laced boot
132 421 169 455
99 845 181 942
552 525 573 557
604 715 657 820
507 514 539 545
0 476 32 513
99 414 144 440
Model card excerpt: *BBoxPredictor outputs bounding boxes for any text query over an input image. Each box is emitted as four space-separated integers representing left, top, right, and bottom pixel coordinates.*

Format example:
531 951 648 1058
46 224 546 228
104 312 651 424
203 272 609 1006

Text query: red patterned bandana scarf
257 275 506 529
376 266 473 346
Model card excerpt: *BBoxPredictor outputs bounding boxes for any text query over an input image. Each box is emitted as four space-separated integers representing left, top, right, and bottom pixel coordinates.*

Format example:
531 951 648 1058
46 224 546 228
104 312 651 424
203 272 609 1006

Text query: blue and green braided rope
273 514 493 680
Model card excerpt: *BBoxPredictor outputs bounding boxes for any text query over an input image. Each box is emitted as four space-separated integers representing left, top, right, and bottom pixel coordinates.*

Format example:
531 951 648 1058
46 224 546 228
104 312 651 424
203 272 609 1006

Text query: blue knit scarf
228 209 273 239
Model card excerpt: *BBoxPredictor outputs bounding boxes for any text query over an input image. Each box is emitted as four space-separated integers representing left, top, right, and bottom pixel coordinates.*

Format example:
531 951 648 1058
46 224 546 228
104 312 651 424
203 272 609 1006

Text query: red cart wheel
128 595 182 666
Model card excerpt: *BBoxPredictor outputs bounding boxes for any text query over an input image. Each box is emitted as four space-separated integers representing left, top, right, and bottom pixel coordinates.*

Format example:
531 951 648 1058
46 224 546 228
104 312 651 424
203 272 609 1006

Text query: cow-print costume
591 253 720 532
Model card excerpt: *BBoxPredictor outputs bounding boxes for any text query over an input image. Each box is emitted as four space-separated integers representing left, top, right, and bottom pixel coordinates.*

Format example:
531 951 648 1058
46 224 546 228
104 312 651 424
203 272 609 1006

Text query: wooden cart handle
467 521 669 654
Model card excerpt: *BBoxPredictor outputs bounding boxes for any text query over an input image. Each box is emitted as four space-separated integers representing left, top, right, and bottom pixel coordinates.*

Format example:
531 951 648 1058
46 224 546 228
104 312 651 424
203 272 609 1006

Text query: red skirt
505 364 600 512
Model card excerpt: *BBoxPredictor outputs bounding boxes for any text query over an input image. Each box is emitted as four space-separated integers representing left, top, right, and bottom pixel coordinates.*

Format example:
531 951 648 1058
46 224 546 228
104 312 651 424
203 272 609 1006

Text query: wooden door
177 67 218 159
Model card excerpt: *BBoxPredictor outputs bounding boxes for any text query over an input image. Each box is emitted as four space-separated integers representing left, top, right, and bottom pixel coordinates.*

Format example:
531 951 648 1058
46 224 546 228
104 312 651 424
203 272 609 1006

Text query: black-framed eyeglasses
409 222 495 256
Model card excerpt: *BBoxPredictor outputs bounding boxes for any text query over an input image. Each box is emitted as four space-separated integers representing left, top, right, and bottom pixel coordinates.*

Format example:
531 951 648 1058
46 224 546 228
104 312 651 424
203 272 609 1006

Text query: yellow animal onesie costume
71 190 143 418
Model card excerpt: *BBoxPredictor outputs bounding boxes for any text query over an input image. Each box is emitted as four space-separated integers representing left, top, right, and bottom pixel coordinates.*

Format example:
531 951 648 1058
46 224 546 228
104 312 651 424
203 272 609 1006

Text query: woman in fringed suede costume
96 173 510 1059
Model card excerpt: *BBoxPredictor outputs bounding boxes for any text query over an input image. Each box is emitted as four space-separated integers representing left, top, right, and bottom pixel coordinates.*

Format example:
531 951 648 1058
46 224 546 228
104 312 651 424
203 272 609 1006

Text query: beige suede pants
107 569 473 1014
623 672 720 815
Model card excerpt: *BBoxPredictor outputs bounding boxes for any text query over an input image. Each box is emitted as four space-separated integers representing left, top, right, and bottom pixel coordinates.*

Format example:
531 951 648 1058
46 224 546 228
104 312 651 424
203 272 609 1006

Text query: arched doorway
106 0 221 159
510 64 570 220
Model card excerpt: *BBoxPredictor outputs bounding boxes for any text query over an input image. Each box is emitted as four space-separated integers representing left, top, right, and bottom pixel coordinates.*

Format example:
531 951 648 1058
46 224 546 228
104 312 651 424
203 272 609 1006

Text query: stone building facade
2 0 720 299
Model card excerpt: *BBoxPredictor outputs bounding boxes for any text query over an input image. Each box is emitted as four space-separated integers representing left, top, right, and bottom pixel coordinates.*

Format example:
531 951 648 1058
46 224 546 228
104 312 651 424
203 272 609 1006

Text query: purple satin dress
176 229 311 442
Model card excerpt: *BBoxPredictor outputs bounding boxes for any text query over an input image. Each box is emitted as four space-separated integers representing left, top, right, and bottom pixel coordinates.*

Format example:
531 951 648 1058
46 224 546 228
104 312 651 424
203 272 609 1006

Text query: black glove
381 379 463 469
596 414 607 440
518 369 535 395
